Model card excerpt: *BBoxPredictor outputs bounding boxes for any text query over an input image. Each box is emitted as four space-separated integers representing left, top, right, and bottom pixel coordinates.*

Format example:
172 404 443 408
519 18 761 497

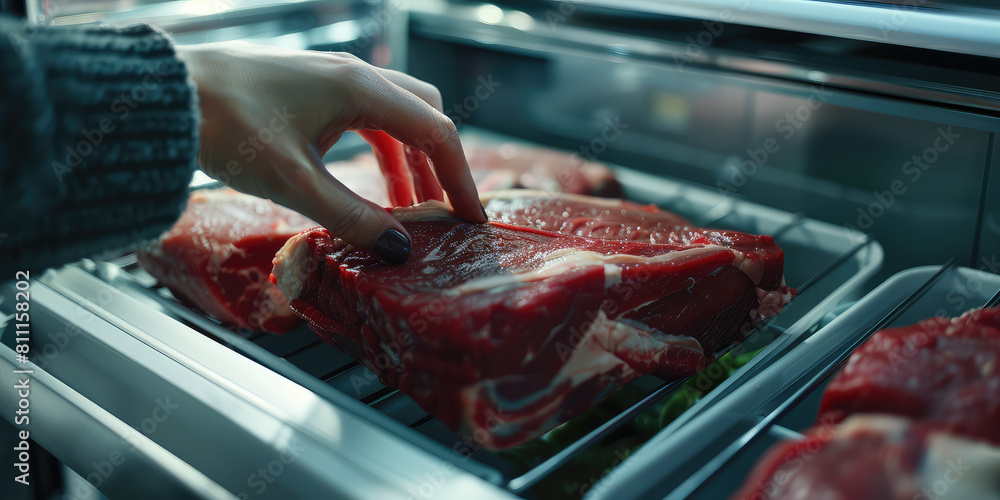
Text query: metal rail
987 287 1000 307
672 260 960 500
85 261 504 483
80 193 873 495
504 212 857 490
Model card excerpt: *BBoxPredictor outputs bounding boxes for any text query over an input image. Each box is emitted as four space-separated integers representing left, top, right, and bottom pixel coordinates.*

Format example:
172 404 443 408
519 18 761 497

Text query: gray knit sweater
0 16 199 278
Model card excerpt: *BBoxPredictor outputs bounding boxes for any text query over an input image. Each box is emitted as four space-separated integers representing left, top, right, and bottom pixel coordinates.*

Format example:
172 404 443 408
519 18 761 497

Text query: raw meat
137 188 314 334
137 159 393 334
140 137 622 334
732 415 1000 500
465 141 621 197
326 139 623 204
482 190 795 329
357 130 445 207
818 306 1000 444
272 195 790 448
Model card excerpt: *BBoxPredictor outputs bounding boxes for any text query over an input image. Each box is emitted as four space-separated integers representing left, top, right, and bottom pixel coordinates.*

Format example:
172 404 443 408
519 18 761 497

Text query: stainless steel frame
408 1 998 283
1 142 882 498
665 264 1000 499
561 0 1000 58
5 0 998 498
1 268 515 499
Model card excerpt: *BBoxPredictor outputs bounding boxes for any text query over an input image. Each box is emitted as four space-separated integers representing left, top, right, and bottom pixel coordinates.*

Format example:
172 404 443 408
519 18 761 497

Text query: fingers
357 130 416 207
352 71 487 224
405 144 446 203
373 68 444 112
372 68 447 203
270 144 412 264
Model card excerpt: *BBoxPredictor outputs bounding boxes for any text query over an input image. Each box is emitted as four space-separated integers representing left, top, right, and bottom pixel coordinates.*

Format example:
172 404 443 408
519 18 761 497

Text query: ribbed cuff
0 17 199 278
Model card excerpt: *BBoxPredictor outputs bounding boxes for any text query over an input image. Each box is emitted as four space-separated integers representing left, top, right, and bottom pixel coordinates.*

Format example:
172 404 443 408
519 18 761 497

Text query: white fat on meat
755 277 794 319
272 231 313 303
447 246 728 295
481 189 776 293
460 311 702 448
480 189 628 209
391 200 461 222
921 432 1000 500
831 415 1000 500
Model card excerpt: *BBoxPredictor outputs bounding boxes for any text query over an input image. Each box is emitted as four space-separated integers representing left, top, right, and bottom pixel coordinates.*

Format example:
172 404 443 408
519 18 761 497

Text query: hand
175 42 486 264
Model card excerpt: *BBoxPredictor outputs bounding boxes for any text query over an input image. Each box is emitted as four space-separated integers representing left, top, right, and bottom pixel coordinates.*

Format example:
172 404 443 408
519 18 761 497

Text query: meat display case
0 147 881 498
664 265 1000 499
3 0 1000 498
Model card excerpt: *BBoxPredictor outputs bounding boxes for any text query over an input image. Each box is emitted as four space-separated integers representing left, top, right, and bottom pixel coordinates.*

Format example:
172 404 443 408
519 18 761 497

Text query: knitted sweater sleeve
0 16 199 278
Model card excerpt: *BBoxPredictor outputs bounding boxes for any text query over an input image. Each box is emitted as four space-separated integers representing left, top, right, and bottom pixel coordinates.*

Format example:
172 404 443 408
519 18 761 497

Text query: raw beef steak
483 190 795 327
140 136 624 334
272 197 790 448
732 415 1000 500
138 150 405 333
137 188 314 333
465 141 621 197
818 306 1000 444
326 139 622 206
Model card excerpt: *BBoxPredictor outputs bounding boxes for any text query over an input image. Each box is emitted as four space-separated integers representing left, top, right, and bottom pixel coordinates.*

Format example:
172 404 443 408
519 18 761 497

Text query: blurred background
13 0 1000 281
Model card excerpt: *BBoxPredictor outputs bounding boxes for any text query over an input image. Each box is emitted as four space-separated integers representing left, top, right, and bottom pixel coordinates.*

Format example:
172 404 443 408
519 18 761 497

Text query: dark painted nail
481 204 489 221
373 229 410 265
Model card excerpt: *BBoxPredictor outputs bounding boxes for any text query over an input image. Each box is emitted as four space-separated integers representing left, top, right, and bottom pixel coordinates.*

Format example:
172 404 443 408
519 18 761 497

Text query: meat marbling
819 306 1000 444
272 193 791 448
736 307 1000 499
137 188 314 333
140 138 622 334
732 415 1000 500
465 141 622 197
483 190 795 329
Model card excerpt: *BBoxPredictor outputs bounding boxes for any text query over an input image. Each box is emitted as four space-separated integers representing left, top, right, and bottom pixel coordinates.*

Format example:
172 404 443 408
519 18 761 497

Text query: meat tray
13 132 883 498
600 265 1000 500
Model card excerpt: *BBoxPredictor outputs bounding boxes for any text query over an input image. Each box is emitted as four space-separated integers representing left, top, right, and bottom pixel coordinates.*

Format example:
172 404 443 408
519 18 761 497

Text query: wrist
175 44 208 87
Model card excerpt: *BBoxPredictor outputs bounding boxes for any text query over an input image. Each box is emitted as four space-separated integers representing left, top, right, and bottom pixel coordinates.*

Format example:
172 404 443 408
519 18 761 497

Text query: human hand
175 42 486 264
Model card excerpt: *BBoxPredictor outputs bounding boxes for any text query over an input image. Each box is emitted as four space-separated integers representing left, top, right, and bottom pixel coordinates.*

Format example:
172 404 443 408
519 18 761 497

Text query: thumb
271 146 412 265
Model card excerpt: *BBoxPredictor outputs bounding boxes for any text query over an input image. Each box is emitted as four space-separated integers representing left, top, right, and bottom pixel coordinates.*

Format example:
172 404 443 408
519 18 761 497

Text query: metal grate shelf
75 159 882 498
665 263 1000 500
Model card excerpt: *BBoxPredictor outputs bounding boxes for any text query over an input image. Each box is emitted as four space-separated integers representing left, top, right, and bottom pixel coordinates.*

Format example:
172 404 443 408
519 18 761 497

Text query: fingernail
373 229 411 265
481 203 489 221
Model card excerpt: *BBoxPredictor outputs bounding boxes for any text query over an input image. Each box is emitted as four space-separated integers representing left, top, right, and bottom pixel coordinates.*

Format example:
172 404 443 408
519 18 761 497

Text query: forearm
0 16 199 277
